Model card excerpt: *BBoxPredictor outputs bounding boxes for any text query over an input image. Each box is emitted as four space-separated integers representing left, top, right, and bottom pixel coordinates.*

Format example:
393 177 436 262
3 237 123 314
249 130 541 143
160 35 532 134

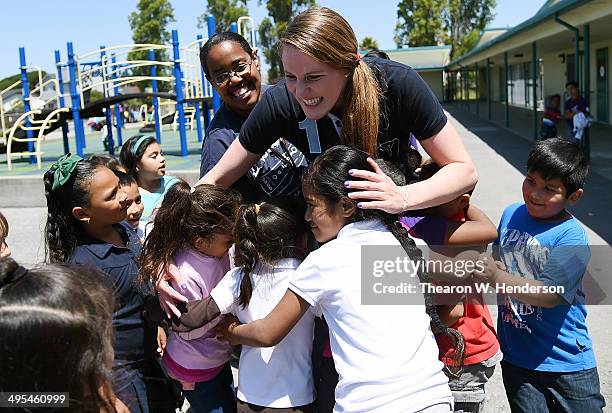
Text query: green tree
442 0 496 58
359 36 379 51
0 71 48 92
127 0 175 91
394 0 495 57
394 0 444 47
198 0 248 33
258 0 316 83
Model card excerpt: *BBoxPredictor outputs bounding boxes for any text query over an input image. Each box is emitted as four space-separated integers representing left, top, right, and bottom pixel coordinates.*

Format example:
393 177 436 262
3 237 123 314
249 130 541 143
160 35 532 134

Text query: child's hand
215 315 242 346
157 327 167 357
473 254 503 282
155 262 188 318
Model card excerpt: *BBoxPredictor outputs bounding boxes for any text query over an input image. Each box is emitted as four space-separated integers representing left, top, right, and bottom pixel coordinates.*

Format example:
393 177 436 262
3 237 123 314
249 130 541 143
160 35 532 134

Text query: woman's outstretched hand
345 158 407 214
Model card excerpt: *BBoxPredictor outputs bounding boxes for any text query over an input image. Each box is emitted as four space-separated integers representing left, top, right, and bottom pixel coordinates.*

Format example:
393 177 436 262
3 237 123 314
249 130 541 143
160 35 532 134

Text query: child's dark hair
565 80 579 89
0 258 116 412
140 181 242 284
303 145 465 369
44 157 106 263
119 134 157 176
113 170 137 187
94 154 124 172
0 211 8 239
527 137 588 197
364 49 390 60
234 197 308 309
200 32 253 78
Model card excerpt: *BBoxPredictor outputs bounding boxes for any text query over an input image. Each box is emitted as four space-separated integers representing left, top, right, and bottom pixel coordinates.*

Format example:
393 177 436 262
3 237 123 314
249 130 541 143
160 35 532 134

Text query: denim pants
501 361 606 413
113 362 150 413
183 363 237 413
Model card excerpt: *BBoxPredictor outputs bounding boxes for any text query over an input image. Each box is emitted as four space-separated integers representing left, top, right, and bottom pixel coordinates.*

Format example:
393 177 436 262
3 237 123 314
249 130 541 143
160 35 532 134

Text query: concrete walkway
2 109 610 411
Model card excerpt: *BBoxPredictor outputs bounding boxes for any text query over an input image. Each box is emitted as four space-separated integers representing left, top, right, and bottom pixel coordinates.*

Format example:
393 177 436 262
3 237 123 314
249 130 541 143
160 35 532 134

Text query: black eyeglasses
211 60 253 87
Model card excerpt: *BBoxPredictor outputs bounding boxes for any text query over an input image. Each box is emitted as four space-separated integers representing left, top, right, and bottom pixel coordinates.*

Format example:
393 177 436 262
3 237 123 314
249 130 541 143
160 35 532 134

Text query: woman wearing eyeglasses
199 32 307 202
198 7 477 215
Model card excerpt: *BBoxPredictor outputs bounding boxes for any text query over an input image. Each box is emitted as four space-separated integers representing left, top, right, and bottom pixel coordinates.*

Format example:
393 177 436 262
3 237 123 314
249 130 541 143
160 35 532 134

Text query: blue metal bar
193 85 203 142
230 22 238 33
19 48 36 164
197 34 210 134
67 42 86 156
111 54 123 146
202 99 211 130
207 16 221 113
100 46 115 155
149 49 162 143
55 50 70 154
172 29 188 156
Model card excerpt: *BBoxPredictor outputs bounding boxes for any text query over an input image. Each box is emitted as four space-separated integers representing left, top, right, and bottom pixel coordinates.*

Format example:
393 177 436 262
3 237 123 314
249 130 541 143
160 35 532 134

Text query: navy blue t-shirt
68 223 149 364
200 86 308 202
564 96 590 129
238 56 447 163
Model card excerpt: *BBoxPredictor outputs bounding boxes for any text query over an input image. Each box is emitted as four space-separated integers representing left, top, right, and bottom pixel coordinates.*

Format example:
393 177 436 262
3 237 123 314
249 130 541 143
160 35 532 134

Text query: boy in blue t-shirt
474 138 605 412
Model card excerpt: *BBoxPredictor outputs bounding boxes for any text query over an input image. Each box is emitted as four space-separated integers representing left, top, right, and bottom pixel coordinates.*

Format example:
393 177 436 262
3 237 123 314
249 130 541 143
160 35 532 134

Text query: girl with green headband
43 154 165 413
120 135 179 237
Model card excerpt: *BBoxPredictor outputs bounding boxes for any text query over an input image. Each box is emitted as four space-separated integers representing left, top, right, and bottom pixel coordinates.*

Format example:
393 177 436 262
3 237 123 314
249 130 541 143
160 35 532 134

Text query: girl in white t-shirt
174 198 315 413
217 145 461 413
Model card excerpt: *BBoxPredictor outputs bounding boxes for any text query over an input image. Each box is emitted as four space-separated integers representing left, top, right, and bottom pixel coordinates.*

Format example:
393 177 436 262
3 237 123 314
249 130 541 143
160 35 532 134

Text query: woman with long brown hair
197 6 477 215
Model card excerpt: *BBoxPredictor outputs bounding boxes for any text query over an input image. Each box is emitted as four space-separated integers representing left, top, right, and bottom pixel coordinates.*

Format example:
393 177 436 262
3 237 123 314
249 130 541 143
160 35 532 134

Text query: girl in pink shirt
140 180 241 413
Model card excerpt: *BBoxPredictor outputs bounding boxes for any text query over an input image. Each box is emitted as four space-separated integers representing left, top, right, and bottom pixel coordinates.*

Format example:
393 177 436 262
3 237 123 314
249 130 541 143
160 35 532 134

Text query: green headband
131 135 154 156
49 153 82 192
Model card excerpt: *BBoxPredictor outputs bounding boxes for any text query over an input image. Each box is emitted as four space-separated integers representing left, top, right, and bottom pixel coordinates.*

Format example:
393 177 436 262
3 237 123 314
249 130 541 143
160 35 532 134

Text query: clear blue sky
0 0 546 80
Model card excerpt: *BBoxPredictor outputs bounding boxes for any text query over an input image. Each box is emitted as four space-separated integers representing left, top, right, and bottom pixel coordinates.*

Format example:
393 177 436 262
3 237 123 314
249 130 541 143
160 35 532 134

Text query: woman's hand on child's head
473 253 502 283
345 158 408 214
155 262 188 318
215 315 242 346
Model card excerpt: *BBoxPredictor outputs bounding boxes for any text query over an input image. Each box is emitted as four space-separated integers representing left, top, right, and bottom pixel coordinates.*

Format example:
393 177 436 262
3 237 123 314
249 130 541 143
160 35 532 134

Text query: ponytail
140 181 242 285
234 204 259 309
341 60 381 155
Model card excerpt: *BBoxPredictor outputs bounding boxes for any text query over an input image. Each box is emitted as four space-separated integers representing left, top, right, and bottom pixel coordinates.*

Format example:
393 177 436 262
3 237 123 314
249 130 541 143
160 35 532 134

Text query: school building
444 0 612 162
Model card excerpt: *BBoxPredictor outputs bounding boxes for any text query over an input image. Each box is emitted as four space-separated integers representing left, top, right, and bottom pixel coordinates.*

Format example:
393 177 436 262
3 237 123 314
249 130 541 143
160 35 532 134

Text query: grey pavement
2 108 610 411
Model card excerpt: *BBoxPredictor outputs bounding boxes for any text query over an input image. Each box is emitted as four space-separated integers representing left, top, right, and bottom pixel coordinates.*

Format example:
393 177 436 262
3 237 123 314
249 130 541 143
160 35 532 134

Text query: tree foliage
127 0 175 91
257 0 316 83
0 71 48 92
394 0 496 58
198 0 249 33
359 37 380 51
394 0 444 48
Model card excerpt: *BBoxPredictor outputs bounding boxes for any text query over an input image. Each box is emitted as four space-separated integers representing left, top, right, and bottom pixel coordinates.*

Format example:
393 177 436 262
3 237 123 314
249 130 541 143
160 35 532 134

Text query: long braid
234 204 259 309
384 217 465 375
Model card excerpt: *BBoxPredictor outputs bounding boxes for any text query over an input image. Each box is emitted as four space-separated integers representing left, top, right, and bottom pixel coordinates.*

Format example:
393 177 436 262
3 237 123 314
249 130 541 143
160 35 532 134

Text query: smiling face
282 45 349 120
522 170 582 220
76 166 129 226
123 182 144 230
303 184 350 243
136 142 166 180
205 41 261 117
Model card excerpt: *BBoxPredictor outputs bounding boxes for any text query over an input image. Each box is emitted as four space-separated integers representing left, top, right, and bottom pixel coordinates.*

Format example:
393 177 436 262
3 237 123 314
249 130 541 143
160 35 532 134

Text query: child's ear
567 188 583 204
458 194 471 209
193 237 208 251
340 198 356 218
72 206 91 224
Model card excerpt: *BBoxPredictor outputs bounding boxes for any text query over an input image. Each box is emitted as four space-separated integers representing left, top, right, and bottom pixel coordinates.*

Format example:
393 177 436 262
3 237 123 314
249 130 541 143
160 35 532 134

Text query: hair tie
355 53 362 61
49 153 82 192
0 265 29 289
131 135 154 156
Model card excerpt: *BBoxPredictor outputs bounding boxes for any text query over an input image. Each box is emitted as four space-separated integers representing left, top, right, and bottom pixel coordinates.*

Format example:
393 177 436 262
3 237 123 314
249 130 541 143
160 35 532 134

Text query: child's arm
436 302 464 330
474 255 565 308
445 205 498 246
217 289 311 347
143 294 222 332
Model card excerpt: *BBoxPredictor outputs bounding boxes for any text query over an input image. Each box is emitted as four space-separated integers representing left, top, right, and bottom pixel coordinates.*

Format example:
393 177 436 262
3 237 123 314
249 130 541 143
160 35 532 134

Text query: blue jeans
501 361 605 413
113 362 149 413
183 363 237 413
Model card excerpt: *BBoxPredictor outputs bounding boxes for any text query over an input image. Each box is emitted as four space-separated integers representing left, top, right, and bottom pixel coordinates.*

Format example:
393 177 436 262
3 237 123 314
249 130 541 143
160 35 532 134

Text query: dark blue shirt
200 86 308 202
68 223 149 363
564 96 590 128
